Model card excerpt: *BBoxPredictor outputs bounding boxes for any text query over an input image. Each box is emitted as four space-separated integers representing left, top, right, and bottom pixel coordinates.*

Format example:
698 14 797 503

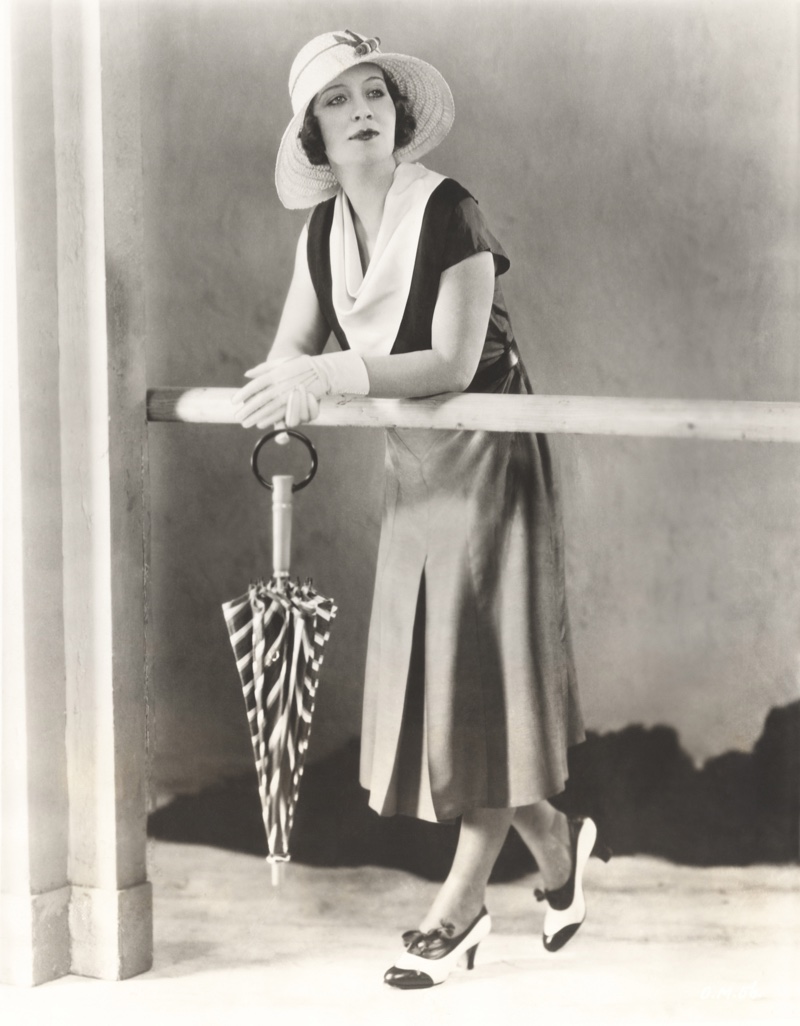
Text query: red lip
350 129 379 140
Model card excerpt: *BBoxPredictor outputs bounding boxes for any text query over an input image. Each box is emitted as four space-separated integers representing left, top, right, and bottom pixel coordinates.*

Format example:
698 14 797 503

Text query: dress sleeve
440 196 510 277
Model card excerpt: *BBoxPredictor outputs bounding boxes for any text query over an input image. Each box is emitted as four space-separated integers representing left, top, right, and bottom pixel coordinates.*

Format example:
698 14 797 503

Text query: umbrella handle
272 475 293 577
251 429 318 491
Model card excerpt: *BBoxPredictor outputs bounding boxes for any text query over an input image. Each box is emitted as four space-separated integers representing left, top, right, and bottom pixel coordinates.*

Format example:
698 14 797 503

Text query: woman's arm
362 250 495 397
261 225 330 364
234 248 496 427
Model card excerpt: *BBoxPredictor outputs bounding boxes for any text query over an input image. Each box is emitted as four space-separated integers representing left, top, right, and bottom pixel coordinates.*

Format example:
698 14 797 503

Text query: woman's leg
417 800 573 933
418 807 515 934
512 800 573 889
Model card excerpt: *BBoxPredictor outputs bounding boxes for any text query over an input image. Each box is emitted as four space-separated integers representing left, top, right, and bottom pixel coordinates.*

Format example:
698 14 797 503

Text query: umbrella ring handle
251 429 318 491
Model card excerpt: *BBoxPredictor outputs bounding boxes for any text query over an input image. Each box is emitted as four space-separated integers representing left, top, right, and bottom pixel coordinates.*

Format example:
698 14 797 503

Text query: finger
232 380 264 407
248 410 286 431
284 389 299 428
294 386 311 426
253 411 287 431
235 385 292 422
233 376 283 408
233 365 272 404
233 366 295 406
274 420 290 445
243 355 294 379
307 393 320 422
241 397 289 429
243 361 270 379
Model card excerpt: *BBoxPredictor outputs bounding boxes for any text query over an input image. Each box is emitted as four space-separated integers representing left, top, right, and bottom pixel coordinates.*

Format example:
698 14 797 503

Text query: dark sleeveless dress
307 177 584 823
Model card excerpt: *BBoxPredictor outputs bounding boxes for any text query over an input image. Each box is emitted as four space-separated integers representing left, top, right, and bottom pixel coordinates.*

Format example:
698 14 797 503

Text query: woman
233 29 609 988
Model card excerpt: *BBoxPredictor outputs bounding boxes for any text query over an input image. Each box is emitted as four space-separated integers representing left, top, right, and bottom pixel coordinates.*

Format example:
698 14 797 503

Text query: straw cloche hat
275 29 454 210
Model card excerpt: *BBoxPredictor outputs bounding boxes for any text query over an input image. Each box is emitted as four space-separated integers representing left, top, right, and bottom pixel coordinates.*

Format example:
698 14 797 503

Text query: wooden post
51 0 151 980
1 0 71 987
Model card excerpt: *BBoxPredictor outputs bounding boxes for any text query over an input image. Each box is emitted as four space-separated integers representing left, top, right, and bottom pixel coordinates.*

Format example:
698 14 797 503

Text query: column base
69 881 153 980
0 886 71 986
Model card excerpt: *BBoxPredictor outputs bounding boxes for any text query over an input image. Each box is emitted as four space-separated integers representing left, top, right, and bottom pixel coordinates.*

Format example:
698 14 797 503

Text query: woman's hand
232 350 370 430
233 357 321 430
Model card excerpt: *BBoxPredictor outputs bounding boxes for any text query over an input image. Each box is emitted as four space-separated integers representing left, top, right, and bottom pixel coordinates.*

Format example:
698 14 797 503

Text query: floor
2 840 799 1026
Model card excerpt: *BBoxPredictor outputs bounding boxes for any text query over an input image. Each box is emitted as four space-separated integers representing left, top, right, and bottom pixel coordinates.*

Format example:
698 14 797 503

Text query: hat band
289 30 382 111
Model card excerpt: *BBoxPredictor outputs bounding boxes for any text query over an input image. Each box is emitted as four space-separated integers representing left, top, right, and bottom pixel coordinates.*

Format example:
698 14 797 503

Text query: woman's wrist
310 350 370 396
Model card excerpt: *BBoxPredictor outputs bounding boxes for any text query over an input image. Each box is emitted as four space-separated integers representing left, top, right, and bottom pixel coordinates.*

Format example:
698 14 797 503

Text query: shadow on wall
148 701 799 878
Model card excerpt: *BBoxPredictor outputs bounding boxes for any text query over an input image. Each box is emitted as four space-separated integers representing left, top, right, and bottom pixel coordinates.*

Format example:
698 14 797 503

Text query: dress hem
360 730 587 825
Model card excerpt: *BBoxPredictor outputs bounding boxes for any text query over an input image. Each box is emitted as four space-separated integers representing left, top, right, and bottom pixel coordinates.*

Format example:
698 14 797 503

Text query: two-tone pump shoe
534 814 612 952
384 907 491 989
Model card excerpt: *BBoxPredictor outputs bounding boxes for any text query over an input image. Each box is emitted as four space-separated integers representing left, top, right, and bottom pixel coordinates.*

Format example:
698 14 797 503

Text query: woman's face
312 63 397 170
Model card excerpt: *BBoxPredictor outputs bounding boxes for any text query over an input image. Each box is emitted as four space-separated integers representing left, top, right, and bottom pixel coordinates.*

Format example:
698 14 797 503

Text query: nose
352 103 373 121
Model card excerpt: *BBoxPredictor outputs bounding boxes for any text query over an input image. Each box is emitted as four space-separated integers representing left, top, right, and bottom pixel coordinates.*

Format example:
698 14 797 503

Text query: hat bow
333 29 381 58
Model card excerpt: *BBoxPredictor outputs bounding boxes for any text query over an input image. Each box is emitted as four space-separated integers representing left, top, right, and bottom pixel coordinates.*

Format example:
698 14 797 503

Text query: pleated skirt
359 424 585 823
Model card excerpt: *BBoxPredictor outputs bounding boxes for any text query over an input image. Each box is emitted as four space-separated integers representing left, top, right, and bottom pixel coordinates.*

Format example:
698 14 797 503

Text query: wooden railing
147 388 800 443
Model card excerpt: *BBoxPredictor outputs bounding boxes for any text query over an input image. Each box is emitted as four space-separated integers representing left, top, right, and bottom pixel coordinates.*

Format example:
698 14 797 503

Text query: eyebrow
318 75 385 99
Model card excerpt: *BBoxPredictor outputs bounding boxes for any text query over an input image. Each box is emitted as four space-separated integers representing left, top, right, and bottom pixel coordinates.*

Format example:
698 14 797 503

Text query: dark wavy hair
299 68 417 167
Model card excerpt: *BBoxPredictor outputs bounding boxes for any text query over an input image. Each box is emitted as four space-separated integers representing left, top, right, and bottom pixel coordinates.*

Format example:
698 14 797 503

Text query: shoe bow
407 921 457 960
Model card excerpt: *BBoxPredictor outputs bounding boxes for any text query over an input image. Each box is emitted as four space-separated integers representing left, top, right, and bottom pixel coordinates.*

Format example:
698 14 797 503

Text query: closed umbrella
222 429 336 884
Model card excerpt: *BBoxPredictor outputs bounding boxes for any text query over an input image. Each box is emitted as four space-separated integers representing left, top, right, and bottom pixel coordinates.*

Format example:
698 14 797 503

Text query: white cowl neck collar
329 162 445 356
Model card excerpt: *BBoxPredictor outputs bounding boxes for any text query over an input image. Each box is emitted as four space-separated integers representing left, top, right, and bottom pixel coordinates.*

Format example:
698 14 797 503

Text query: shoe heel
465 944 479 971
593 836 613 863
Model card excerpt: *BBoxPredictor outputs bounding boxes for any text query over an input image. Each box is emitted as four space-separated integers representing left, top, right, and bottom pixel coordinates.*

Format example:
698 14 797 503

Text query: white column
1 0 71 988
52 0 152 980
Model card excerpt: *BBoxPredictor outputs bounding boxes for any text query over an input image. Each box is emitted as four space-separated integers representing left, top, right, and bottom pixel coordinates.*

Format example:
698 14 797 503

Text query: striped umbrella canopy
222 578 336 880
222 433 335 882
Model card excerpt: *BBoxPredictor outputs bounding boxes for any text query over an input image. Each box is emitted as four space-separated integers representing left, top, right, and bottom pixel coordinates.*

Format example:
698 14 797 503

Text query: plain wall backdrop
140 0 800 797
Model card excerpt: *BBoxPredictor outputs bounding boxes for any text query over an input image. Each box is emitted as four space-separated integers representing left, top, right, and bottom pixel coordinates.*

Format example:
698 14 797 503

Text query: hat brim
275 53 454 210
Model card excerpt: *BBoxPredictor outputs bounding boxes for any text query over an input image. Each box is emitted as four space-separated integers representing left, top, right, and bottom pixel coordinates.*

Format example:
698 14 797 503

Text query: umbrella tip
268 856 288 887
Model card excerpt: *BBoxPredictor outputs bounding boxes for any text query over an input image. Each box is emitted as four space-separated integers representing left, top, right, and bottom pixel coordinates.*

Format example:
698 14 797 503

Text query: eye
326 94 347 106
367 87 386 99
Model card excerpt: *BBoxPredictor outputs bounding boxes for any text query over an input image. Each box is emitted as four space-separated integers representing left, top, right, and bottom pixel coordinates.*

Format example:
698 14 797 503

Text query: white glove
309 350 371 396
283 385 320 429
233 351 369 430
